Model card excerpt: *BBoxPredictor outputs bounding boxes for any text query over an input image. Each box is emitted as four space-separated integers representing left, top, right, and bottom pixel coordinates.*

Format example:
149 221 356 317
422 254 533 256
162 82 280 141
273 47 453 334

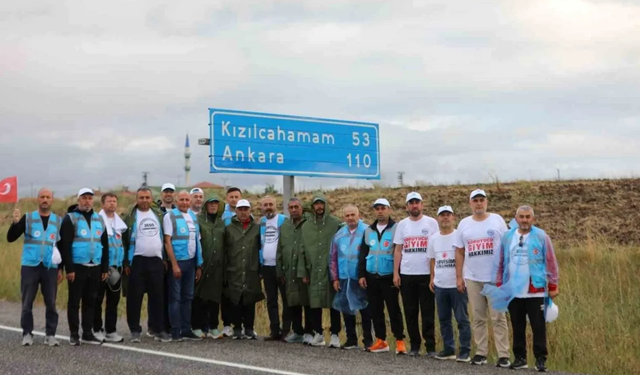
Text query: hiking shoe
457 352 471 363
21 333 33 346
155 331 172 343
435 350 456 360
496 357 511 368
310 333 325 346
243 330 258 340
81 333 103 345
395 339 407 355
303 333 313 345
367 338 389 353
341 338 359 350
69 335 80 346
207 329 224 339
105 332 124 343
535 358 548 372
192 329 205 339
510 357 528 370
222 326 233 337
93 329 106 342
284 332 304 343
131 332 141 343
328 334 340 348
44 335 59 347
471 355 487 365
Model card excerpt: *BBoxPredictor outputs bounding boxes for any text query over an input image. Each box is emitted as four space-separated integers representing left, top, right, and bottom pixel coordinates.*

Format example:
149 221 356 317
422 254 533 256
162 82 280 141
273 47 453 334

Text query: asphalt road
0 302 581 375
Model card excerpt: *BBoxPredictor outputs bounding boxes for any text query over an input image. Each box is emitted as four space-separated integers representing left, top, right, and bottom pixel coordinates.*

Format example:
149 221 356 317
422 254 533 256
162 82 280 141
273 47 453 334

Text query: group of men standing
8 185 558 372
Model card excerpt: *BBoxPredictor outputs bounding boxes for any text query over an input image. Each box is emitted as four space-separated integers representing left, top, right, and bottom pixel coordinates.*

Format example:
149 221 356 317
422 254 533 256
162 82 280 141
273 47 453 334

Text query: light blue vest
500 226 549 290
22 212 60 269
105 220 125 267
68 212 105 265
364 223 397 276
168 208 203 266
222 205 235 227
259 214 287 265
333 220 368 280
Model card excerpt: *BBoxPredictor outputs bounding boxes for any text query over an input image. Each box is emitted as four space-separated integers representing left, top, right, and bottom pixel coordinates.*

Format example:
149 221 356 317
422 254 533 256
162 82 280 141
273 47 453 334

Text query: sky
1 0 639 197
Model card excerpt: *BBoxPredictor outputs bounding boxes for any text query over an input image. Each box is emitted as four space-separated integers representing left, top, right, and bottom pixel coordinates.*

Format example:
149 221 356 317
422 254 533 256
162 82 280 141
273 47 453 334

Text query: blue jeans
167 259 196 336
434 286 471 355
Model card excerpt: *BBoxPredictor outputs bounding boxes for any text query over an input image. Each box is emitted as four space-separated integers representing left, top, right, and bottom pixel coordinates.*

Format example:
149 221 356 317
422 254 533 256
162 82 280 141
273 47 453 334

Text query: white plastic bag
545 299 559 323
51 246 62 265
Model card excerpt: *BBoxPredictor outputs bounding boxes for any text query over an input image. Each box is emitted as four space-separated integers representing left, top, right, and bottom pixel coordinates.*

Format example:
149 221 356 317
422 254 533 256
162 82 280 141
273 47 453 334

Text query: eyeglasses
518 235 524 247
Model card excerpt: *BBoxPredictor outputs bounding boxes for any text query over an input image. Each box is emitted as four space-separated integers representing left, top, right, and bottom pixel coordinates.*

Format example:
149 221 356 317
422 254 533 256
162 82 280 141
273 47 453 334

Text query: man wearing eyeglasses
453 189 510 368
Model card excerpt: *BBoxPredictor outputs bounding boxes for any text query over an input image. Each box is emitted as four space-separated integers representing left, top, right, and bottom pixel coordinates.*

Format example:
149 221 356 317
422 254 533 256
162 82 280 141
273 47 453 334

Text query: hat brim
470 194 487 199
438 210 454 215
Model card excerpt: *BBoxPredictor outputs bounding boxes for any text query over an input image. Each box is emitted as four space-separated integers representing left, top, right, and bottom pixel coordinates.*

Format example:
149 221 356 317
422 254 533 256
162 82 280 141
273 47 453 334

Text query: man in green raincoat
298 193 342 348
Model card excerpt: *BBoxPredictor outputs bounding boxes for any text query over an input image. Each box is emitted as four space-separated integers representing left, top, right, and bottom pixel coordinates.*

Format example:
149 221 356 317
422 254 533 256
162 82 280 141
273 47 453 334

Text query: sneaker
407 349 420 357
341 338 359 350
263 333 282 341
69 335 80 346
471 355 487 365
93 329 106 342
435 350 456 360
310 333 325 347
457 353 471 363
104 332 124 343
192 329 205 339
284 332 304 343
328 334 340 348
367 338 389 353
21 333 33 346
154 331 173 343
243 330 258 340
145 329 156 338
182 331 204 341
44 335 59 347
303 333 313 345
81 333 103 345
510 357 528 370
426 351 438 358
496 357 511 368
395 339 407 355
535 357 548 372
131 332 141 343
363 339 374 351
207 329 224 339
170 332 183 342
222 326 234 337
232 328 244 340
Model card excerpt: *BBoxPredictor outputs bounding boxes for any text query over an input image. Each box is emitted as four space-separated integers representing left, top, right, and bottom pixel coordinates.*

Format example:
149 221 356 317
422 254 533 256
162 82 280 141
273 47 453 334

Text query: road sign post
282 175 295 214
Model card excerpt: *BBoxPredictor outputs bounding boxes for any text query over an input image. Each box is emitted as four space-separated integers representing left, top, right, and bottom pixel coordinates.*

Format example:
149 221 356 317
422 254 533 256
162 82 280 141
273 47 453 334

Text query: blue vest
364 223 397 276
105 220 125 267
222 205 235 227
22 212 60 269
168 208 203 266
259 214 287 265
333 220 368 280
501 226 549 290
68 212 105 265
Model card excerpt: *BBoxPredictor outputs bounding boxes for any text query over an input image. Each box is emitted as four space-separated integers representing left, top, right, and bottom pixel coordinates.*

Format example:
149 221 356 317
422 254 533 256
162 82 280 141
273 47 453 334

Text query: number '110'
346 153 372 168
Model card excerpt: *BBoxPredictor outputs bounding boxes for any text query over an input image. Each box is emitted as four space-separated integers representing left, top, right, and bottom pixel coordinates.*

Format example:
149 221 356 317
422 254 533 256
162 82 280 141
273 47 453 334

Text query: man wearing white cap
357 198 407 354
158 183 176 213
189 188 204 215
453 189 510 367
392 192 439 356
428 206 471 362
59 188 110 345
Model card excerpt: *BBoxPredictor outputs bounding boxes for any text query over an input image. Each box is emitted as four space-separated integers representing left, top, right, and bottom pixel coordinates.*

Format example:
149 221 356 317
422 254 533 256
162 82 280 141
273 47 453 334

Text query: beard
265 211 275 219
409 209 421 217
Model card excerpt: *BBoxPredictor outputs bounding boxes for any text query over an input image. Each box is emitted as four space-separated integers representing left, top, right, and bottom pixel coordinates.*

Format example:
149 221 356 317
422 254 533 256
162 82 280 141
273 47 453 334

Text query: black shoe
69 335 80 346
510 357 528 370
407 349 420 357
435 350 456 360
496 357 511 368
535 357 548 372
243 330 258 340
471 355 487 365
341 338 359 350
232 329 243 340
263 333 282 341
80 333 103 345
181 331 203 341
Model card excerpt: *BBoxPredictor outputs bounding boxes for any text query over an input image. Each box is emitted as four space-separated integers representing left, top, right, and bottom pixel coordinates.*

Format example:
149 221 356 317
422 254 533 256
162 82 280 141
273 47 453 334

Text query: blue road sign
208 108 380 179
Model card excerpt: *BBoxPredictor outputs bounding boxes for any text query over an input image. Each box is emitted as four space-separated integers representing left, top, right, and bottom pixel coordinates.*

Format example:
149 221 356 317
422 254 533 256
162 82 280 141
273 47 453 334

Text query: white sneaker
192 329 205 338
328 334 340 348
303 333 313 345
222 326 233 337
104 332 124 343
310 333 325 347
44 336 60 347
93 329 106 342
22 333 33 346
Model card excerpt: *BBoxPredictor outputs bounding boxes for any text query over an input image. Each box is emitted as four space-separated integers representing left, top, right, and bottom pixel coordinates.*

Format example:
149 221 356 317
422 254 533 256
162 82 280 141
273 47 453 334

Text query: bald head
177 190 191 212
37 188 53 213
343 204 360 229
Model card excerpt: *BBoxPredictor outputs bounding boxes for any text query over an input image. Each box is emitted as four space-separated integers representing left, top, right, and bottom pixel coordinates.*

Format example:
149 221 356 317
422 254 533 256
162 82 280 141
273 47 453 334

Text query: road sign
208 108 380 179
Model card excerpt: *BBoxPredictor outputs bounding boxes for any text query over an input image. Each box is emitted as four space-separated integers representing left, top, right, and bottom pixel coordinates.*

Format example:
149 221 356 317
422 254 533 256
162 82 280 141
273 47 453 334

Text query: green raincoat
276 216 308 307
195 199 226 303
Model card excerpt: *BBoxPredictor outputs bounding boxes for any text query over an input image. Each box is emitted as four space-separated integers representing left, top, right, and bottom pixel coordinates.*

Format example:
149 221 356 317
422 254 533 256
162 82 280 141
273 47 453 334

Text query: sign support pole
282 175 295 214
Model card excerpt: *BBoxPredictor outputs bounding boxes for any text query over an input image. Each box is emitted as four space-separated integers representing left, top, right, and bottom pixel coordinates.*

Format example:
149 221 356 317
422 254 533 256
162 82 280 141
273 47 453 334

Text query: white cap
190 188 204 195
406 192 422 203
161 183 175 192
77 188 94 198
470 189 487 199
373 198 390 207
437 205 454 215
236 199 251 208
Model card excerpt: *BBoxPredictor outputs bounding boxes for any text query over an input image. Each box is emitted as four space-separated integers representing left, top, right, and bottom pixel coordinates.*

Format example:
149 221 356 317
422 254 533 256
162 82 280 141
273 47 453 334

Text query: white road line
0 324 313 375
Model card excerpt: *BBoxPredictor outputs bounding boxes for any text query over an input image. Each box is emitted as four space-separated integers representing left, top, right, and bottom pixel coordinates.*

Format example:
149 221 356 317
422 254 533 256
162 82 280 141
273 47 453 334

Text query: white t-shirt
376 223 387 233
134 209 163 259
453 213 508 282
262 216 280 266
393 216 439 275
427 230 458 288
508 232 545 298
163 211 198 259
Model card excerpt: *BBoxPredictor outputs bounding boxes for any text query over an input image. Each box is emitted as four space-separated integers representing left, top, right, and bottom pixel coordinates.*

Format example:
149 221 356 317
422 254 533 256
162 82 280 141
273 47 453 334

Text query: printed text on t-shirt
403 236 428 253
466 237 494 257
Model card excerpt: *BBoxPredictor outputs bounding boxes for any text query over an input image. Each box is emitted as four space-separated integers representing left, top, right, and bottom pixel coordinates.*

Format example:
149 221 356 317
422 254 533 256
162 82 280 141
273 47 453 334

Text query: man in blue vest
163 190 204 341
259 196 291 341
7 188 63 347
59 188 109 346
220 186 242 337
330 204 373 350
93 192 127 343
357 198 407 354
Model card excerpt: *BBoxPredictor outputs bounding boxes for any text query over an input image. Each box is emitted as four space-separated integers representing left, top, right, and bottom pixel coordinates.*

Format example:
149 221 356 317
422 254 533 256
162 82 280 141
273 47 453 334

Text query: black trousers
343 306 373 345
148 263 171 334
67 265 100 338
93 273 121 334
21 265 58 336
509 297 548 359
233 294 256 331
192 297 220 332
366 274 405 340
308 307 341 335
262 266 291 336
221 294 233 327
127 256 164 334
289 305 313 335
400 274 435 352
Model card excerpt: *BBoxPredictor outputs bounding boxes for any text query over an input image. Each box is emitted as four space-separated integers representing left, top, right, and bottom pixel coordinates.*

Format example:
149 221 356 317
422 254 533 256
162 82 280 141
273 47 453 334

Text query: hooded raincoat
276 216 308 307
195 196 226 303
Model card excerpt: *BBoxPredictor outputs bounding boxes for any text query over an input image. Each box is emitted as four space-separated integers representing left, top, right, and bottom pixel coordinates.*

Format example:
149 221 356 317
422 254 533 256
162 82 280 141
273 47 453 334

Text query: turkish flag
0 176 18 203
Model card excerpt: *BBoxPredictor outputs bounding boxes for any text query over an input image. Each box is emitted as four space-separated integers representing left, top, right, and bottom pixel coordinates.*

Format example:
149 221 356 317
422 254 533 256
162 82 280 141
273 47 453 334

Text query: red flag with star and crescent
0 176 18 203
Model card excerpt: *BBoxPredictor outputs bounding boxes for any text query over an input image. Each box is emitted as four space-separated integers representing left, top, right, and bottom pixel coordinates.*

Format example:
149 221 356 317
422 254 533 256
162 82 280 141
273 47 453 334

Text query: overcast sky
2 0 639 197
